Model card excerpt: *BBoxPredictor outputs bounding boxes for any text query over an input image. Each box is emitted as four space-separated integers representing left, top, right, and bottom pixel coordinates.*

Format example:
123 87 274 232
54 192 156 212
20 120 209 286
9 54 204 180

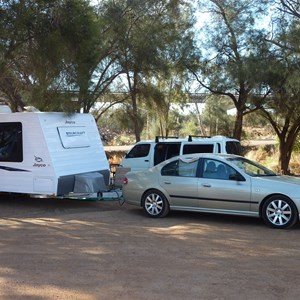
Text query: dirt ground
0 195 300 300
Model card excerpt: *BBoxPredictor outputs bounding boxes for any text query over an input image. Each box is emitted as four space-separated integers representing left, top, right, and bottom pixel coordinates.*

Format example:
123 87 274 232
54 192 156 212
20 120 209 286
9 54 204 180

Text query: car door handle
202 183 211 187
145 160 149 162
164 181 171 184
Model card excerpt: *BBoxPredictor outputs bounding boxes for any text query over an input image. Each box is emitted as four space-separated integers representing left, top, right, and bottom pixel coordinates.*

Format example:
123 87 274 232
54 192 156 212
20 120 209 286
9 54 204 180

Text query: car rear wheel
142 189 170 218
262 195 298 229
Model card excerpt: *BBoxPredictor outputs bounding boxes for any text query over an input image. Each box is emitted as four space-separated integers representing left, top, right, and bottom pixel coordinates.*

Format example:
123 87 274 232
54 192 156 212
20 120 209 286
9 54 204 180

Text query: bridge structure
95 92 211 104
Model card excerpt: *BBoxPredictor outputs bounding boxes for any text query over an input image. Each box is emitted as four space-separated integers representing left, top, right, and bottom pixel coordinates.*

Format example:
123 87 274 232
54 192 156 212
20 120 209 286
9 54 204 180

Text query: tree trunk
279 142 292 174
131 92 141 142
233 109 243 140
195 103 206 136
278 132 298 174
0 78 25 112
126 70 142 142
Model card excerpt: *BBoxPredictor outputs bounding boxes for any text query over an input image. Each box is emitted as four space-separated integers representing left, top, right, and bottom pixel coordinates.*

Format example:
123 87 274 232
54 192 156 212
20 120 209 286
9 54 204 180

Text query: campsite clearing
0 195 299 300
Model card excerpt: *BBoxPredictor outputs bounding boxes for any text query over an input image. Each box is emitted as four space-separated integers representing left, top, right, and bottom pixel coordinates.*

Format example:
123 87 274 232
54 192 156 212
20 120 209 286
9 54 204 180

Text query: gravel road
0 194 299 300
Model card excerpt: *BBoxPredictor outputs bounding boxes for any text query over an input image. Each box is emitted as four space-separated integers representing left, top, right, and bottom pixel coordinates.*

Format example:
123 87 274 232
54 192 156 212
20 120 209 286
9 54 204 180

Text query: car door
121 143 152 171
198 158 251 212
159 157 200 208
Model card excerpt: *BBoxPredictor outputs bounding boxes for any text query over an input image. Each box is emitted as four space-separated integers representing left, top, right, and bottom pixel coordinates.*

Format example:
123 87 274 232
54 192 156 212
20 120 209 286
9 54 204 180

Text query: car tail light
123 177 128 185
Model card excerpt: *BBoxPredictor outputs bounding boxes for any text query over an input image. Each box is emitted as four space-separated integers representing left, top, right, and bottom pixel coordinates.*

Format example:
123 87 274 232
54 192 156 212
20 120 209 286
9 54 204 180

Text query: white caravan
0 111 110 197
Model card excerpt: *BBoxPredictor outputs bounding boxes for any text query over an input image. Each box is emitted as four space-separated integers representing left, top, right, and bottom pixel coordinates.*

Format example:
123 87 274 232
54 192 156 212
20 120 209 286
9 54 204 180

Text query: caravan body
0 112 109 196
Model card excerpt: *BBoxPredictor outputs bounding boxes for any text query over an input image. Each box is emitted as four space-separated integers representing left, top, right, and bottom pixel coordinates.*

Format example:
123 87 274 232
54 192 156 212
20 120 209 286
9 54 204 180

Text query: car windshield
226 157 277 177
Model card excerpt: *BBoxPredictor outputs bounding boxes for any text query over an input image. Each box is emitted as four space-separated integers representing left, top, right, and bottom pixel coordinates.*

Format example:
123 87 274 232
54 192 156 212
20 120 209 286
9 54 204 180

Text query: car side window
154 143 180 165
203 159 237 180
178 159 198 177
126 144 150 158
226 141 242 155
183 144 214 154
161 160 178 176
161 159 198 177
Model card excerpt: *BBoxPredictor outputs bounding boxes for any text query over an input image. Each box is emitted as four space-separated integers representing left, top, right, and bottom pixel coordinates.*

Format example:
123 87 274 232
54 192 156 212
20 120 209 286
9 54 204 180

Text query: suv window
183 144 214 154
126 144 150 158
0 122 23 162
226 141 242 155
154 143 180 165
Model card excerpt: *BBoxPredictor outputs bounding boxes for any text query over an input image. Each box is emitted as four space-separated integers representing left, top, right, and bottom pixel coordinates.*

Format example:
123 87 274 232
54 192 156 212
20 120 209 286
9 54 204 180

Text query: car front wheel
262 195 298 229
142 189 170 218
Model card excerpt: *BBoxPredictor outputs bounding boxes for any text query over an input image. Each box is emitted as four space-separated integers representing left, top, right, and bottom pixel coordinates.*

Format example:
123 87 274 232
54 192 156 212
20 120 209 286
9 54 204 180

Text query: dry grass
245 144 300 175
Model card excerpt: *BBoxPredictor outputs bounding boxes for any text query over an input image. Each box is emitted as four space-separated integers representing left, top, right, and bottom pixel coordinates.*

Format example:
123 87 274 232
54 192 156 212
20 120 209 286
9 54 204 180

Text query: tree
258 0 300 174
259 57 300 174
60 0 125 113
0 0 84 111
21 1 75 111
0 0 123 113
0 0 39 111
142 72 190 138
190 0 269 140
104 0 195 142
203 95 235 136
279 0 300 18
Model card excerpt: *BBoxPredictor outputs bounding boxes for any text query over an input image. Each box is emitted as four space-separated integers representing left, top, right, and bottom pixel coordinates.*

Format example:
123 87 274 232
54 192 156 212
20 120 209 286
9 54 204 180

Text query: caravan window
0 122 23 162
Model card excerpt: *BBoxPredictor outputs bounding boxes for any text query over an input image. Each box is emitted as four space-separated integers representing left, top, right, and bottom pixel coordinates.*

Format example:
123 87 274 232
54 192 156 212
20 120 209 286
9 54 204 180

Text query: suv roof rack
155 136 179 143
188 135 211 142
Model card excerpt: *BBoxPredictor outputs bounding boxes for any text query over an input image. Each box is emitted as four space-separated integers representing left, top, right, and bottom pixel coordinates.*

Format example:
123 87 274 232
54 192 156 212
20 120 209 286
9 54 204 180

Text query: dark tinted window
0 122 23 162
154 143 180 165
226 141 242 155
165 143 181 159
161 160 179 176
183 144 214 154
126 144 150 158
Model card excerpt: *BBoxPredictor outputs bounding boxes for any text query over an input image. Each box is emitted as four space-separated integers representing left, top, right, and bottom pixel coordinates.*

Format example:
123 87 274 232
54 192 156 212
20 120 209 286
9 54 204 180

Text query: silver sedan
122 153 300 229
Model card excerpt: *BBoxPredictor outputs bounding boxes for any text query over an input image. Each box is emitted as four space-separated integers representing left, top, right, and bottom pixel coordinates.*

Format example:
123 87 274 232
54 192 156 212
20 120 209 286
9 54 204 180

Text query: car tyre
262 195 298 229
142 189 170 218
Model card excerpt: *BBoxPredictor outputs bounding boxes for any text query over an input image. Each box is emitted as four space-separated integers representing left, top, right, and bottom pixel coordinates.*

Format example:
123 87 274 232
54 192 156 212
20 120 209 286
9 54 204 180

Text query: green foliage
292 138 300 153
192 0 270 139
100 0 196 141
244 111 270 127
202 95 235 136
179 115 199 137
